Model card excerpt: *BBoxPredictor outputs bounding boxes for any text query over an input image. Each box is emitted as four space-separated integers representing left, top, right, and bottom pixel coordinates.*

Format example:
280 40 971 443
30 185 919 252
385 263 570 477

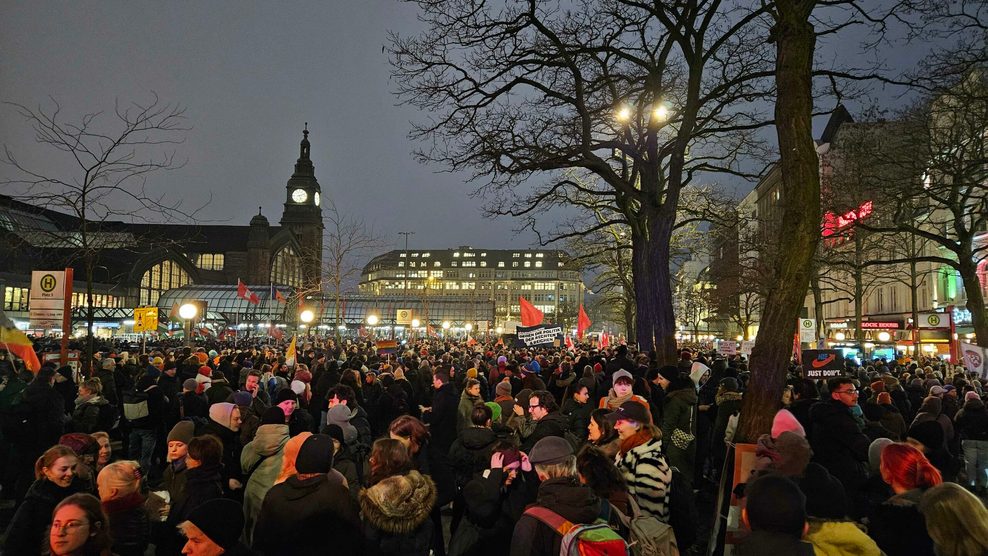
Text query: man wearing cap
179 498 256 555
510 437 602 556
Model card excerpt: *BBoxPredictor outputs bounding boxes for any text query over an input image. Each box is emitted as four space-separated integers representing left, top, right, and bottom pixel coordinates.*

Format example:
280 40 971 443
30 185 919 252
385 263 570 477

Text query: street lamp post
178 302 198 347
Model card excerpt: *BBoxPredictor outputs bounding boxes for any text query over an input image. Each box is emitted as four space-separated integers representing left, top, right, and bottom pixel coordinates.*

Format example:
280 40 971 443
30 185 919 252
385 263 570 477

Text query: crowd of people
0 337 985 555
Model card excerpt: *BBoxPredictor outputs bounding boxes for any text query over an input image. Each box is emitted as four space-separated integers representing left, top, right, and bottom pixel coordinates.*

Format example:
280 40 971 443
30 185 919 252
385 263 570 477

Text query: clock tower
280 123 324 290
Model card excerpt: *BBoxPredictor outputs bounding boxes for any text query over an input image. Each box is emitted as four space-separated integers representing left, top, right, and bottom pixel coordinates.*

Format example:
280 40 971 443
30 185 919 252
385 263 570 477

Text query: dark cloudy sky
0 2 932 254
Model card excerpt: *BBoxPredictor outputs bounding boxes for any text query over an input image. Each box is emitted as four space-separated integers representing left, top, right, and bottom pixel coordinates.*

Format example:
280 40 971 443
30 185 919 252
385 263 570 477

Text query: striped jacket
617 438 672 522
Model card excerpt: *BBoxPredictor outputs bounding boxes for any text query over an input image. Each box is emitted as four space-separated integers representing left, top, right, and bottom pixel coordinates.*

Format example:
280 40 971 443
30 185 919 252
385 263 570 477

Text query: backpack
610 497 679 556
122 386 150 421
523 506 630 556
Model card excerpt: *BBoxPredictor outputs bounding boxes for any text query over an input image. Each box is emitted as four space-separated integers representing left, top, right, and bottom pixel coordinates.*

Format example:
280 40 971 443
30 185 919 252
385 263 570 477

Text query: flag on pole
0 308 40 373
169 303 181 322
565 335 575 351
274 289 287 304
496 337 504 347
600 331 610 348
960 342 988 379
467 335 477 347
268 326 284 341
285 334 297 367
577 304 592 339
519 296 544 327
237 279 260 304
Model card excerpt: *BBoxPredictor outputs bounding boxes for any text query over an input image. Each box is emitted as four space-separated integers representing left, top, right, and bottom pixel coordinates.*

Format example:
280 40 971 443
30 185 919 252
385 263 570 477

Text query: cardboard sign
740 340 755 356
801 349 844 378
717 340 738 356
960 342 988 379
516 324 563 347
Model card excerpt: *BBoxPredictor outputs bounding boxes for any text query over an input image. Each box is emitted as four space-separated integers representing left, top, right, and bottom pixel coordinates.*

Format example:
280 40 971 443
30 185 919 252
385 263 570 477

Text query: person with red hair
866 443 941 556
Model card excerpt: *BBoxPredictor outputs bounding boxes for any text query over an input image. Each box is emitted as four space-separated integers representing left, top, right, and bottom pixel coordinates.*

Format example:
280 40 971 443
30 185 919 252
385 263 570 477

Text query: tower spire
299 122 311 161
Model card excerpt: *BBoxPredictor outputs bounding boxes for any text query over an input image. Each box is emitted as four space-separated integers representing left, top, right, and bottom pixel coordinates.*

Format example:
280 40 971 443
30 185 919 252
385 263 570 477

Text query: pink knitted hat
771 409 806 439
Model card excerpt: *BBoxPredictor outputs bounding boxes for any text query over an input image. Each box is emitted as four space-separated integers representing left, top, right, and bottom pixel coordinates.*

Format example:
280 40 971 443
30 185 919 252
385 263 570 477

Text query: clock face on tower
314 191 320 206
291 188 308 203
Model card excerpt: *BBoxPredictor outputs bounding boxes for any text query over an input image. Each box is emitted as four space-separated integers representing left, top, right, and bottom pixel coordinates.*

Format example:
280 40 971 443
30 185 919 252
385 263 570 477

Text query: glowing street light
877 331 891 343
834 332 846 342
178 303 198 320
653 104 669 121
441 321 451 330
496 326 504 335
465 323 473 332
366 314 379 326
299 309 315 324
615 105 632 122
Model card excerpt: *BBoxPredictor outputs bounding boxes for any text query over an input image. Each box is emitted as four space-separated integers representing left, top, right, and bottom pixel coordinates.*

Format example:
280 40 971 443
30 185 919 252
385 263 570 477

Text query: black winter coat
155 463 224 556
560 398 593 440
254 474 362 555
809 399 870 496
103 492 150 556
509 477 602 556
179 391 209 419
866 489 936 556
449 426 499 487
17 380 66 449
460 467 540 556
424 383 459 453
3 478 84 556
521 412 570 453
955 398 988 441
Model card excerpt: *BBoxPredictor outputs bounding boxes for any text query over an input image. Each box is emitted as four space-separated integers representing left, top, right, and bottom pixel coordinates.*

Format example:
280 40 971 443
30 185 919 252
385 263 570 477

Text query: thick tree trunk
737 2 820 443
632 215 678 362
957 255 988 348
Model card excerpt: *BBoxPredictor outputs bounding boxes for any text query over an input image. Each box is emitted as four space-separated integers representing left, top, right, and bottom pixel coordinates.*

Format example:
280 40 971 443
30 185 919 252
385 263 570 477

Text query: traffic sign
29 270 67 329
133 307 159 333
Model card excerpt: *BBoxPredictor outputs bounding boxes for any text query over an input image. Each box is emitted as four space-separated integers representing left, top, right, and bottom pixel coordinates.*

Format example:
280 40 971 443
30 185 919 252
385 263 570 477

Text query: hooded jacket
241 423 290 543
457 389 482 432
661 382 698 479
155 462 223 556
954 398 988 441
71 394 111 434
254 474 362 555
509 477 602 556
360 470 437 556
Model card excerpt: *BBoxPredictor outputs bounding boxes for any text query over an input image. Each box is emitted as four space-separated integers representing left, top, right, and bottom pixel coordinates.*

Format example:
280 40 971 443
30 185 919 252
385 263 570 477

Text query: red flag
519 296 544 327
496 337 504 347
467 335 477 347
565 335 575 350
577 304 592 339
274 289 287 304
0 308 40 373
237 279 260 304
600 331 610 348
268 325 284 341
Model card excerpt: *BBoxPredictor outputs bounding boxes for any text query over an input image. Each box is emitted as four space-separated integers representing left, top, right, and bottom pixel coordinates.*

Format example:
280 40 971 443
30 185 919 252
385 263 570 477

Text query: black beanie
658 365 679 382
261 406 286 425
295 434 335 474
187 498 244 550
745 474 806 536
276 388 298 404
324 424 346 448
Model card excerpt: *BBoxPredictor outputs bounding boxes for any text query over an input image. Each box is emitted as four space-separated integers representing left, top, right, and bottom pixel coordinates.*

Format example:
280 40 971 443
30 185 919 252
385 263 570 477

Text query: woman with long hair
360 438 437 556
48 493 113 556
588 408 621 458
96 461 148 556
4 445 85 556
389 415 431 472
918 482 988 556
89 432 113 474
867 442 942 556
612 401 673 522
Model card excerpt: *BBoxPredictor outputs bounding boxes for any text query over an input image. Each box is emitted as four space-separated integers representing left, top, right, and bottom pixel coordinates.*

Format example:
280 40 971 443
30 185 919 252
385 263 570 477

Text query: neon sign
822 201 873 238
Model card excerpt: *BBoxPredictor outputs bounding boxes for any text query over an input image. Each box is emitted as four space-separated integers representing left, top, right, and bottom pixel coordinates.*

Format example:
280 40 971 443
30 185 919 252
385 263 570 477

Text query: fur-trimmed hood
359 470 437 533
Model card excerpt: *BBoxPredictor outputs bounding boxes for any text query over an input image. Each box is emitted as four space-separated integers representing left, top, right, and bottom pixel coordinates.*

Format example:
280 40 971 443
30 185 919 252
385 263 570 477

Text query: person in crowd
156 435 225 556
389 414 432 474
736 474 815 556
59 433 100 495
124 370 165 474
493 380 515 425
327 384 374 464
954 390 988 495
911 395 955 449
157 420 194 522
450 404 501 489
789 379 820 432
48 492 113 556
575 444 631 516
10 366 67 501
611 400 672 521
509 436 602 556
4 445 85 556
179 378 208 419
808 377 871 510
324 424 359 491
273 431 312 485
71 378 112 434
587 407 621 458
519 390 569 453
598 369 650 413
240 406 290 544
179 498 256 556
457 378 483 432
867 442 942 556
657 366 698 486
254 434 362 555
241 369 271 415
205 370 235 406
96 460 149 556
560 379 593 441
711 377 743 478
204 402 244 496
90 431 113 474
360 438 438 556
918 482 988 556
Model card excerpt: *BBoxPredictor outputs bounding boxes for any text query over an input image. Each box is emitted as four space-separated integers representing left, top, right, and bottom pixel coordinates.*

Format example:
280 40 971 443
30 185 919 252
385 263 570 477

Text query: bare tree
1 94 193 357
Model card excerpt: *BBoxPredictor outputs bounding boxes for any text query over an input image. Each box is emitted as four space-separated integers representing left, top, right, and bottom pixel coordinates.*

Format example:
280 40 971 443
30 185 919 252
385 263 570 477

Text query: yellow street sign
134 307 159 333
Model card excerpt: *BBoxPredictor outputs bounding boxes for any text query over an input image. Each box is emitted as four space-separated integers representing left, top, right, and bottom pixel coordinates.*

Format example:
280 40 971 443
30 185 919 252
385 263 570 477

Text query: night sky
0 1 934 254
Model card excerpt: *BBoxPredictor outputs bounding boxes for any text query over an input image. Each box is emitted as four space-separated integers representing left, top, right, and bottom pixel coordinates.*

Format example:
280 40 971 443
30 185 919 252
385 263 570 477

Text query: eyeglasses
836 389 859 395
528 404 541 409
51 520 88 534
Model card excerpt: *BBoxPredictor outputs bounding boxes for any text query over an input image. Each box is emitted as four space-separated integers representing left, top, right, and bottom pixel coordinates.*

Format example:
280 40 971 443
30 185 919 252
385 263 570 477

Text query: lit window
422 253 431 258
524 253 532 258
434 261 441 267
536 253 544 258
535 261 542 268
498 261 505 268
398 262 405 267
524 261 531 267
400 253 406 257
513 253 520 258
453 252 460 257
480 261 487 267
512 262 519 267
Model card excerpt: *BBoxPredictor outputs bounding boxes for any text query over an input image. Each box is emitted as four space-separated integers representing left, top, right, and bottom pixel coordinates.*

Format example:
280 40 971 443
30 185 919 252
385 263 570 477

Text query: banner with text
960 342 988 379
516 324 564 347
801 349 844 378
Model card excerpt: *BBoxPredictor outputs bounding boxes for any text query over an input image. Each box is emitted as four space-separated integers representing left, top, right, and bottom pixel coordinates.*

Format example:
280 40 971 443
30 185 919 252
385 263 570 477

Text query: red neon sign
860 321 901 329
822 200 873 238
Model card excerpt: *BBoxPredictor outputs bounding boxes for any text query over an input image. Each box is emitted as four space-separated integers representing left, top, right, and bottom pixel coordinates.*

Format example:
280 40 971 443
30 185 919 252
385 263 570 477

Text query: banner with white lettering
516 324 564 347
960 342 988 379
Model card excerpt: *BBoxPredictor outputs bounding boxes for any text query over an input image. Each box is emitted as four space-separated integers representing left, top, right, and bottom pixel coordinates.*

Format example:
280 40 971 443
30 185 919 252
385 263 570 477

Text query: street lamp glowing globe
178 303 198 320
496 327 503 334
834 332 846 342
411 319 421 328
465 323 473 331
366 314 379 326
299 309 315 324
441 321 450 330
877 331 891 342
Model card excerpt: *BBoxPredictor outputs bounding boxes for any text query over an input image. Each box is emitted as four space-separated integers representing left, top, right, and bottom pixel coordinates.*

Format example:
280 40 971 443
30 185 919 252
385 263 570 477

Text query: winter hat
870 380 885 393
612 369 633 384
324 424 346 448
607 400 650 424
197 366 212 378
773 432 812 476
497 356 507 365
167 420 195 445
295 369 312 383
326 405 358 444
182 378 198 392
744 474 806 537
261 406 286 425
59 433 98 458
295 434 335 474
942 385 956 394
657 365 679 382
929 385 944 396
212 370 226 382
868 438 894 473
484 401 502 423
467 368 478 379
186 498 244 550
771 409 805 439
230 391 252 407
101 358 115 370
495 381 513 397
528 436 573 465
719 377 740 392
800 464 848 519
290 380 306 396
876 392 892 405
276 389 298 404
497 447 522 469
208 403 238 431
965 391 982 402
151 357 164 368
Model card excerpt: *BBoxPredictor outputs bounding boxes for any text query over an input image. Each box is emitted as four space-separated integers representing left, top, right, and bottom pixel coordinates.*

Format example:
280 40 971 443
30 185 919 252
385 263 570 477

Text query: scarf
619 428 654 456
605 388 633 411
